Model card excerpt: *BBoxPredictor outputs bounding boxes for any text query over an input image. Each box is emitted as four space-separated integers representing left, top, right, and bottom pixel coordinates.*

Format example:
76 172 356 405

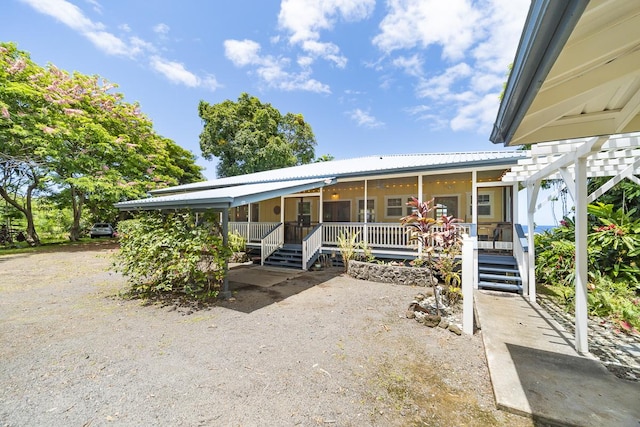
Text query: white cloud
21 0 102 32
278 0 374 65
224 39 262 67
224 39 331 94
84 0 102 14
301 40 347 68
416 63 473 99
392 54 423 77
84 31 130 56
21 0 219 91
149 56 199 87
347 108 384 128
450 92 499 131
153 23 170 35
373 0 529 134
373 0 480 61
149 56 220 91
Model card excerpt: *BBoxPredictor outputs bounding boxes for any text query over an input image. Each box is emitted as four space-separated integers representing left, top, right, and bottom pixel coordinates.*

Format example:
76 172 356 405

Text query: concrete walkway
475 290 640 426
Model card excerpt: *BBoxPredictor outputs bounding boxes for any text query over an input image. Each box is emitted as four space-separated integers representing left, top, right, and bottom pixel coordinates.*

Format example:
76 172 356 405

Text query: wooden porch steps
263 244 303 269
478 254 522 294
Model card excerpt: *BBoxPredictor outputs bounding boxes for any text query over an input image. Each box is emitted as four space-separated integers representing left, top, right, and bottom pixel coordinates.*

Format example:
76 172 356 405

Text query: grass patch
0 238 118 256
368 357 507 426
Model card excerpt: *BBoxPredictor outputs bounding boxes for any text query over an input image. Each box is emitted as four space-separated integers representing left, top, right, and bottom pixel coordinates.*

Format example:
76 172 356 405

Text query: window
477 193 491 216
357 198 375 222
232 203 260 221
434 196 458 218
385 196 413 218
298 201 311 226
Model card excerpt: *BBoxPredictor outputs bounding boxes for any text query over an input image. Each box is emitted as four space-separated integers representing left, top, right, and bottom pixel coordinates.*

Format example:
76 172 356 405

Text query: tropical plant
337 230 362 273
402 199 465 309
535 202 640 333
587 203 640 286
401 198 441 312
114 210 232 300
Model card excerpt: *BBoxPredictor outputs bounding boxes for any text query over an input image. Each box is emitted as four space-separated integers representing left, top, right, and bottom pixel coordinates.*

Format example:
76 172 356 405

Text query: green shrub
535 203 640 333
114 210 232 300
228 230 246 253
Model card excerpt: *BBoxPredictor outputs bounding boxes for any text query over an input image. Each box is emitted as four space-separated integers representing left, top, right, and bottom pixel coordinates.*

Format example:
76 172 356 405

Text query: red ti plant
401 198 441 313
401 198 465 311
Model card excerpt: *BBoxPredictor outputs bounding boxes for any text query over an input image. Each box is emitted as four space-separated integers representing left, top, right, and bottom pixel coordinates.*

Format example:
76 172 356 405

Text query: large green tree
198 93 316 177
0 42 52 245
0 42 203 243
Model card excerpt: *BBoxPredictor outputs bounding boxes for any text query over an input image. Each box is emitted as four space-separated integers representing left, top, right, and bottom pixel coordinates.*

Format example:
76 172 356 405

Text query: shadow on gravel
219 267 343 314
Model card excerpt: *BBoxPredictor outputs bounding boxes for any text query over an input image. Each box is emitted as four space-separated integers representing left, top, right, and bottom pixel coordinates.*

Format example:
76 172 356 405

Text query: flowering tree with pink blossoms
0 42 202 243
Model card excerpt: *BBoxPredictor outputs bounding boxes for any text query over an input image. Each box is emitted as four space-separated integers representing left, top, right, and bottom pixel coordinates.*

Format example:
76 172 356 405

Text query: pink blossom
0 46 8 54
7 58 26 74
102 165 110 171
1 107 9 119
42 126 55 134
125 143 138 149
63 108 84 116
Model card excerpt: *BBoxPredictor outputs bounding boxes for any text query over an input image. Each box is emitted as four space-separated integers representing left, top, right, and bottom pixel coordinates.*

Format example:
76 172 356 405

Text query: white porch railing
229 221 280 243
261 223 284 266
302 224 323 270
322 222 472 249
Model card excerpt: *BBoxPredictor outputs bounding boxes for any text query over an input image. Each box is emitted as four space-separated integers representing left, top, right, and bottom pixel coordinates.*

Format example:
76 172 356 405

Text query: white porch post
574 156 589 353
526 181 540 302
462 234 476 334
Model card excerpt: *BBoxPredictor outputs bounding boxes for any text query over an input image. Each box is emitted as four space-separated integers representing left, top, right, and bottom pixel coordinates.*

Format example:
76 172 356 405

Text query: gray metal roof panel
116 177 336 211
153 151 526 195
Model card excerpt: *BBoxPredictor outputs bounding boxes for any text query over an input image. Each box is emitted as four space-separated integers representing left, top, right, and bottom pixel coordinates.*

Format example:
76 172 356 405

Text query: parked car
90 223 116 238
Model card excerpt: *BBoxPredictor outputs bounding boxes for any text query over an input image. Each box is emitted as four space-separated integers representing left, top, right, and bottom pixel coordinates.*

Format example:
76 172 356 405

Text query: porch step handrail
513 223 529 293
261 223 284 266
302 223 323 270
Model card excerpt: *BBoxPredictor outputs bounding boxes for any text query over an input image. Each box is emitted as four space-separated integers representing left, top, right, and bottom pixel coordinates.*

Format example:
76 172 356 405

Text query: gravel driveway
0 245 532 426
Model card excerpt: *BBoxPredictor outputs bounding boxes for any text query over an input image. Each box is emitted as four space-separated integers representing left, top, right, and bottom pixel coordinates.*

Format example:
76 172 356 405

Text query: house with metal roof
116 150 528 288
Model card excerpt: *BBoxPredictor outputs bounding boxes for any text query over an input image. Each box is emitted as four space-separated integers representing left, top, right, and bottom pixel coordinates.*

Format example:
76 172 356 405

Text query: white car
90 223 116 238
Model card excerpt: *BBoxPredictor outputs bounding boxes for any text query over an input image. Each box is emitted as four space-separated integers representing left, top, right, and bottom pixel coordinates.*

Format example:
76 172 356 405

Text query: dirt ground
0 245 534 426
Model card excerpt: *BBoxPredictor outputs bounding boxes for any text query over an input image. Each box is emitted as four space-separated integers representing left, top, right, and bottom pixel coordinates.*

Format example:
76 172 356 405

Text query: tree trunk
68 185 84 241
0 183 41 246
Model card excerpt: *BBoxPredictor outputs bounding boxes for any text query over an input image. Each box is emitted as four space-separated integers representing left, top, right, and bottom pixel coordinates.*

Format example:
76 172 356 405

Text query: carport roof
115 177 336 211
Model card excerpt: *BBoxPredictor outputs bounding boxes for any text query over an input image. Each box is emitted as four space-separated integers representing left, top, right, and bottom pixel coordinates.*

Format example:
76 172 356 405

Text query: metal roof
115 177 336 211
152 151 526 195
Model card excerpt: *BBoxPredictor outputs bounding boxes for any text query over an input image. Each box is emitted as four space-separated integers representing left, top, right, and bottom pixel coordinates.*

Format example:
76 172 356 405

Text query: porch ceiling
115 177 336 211
491 0 640 147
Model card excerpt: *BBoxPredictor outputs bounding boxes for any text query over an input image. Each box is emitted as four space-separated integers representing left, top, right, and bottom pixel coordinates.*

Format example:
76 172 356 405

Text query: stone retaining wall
347 260 436 287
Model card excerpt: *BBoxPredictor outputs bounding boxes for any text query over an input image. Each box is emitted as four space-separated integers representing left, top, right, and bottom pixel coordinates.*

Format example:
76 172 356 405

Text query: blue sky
2 0 532 181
